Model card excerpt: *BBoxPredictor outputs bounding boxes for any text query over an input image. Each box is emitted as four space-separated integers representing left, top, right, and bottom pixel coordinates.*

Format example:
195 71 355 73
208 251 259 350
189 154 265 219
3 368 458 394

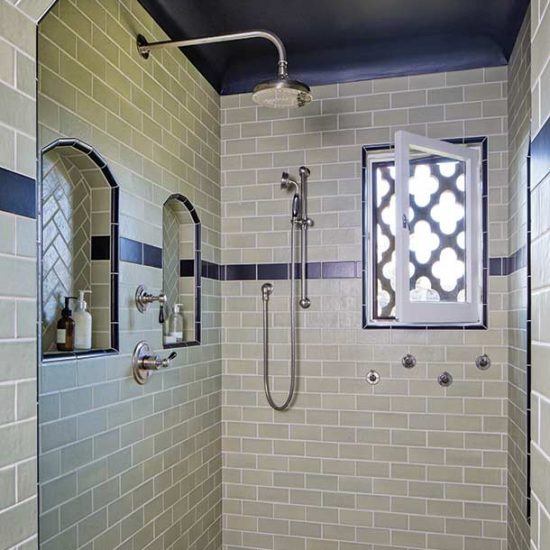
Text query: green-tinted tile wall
37 0 221 549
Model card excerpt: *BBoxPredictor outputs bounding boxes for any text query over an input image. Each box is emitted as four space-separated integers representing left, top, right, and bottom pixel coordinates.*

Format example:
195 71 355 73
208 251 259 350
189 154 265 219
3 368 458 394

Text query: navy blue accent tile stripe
143 243 162 268
91 236 110 260
201 260 220 280
120 237 143 264
322 261 357 279
489 257 503 276
532 117 550 187
225 264 257 281
293 262 321 279
120 237 162 269
122 252 528 280
258 263 288 280
305 262 322 279
489 246 528 276
0 167 36 218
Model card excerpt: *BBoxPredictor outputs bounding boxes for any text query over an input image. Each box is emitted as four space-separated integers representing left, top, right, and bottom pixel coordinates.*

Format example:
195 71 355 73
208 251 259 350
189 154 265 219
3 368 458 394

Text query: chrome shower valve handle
140 351 177 371
132 341 177 385
135 284 166 314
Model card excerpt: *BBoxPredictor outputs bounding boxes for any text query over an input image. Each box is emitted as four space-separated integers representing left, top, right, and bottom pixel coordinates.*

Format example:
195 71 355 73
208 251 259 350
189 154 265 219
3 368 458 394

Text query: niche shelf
162 193 201 348
40 139 119 362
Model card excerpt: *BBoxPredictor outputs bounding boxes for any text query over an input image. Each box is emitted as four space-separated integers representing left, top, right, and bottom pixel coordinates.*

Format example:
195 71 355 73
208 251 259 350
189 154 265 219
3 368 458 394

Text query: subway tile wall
530 1 550 549
37 1 221 549
0 208 38 549
221 69 511 549
530 0 550 138
0 1 39 548
506 12 531 550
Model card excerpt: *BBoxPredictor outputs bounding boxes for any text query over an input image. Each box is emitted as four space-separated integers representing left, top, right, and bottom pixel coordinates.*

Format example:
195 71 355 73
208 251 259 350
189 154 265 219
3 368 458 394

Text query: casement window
363 131 485 328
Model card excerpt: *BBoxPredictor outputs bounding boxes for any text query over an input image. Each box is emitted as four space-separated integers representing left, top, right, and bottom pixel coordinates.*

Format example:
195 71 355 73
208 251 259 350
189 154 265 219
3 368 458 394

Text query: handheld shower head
292 194 301 218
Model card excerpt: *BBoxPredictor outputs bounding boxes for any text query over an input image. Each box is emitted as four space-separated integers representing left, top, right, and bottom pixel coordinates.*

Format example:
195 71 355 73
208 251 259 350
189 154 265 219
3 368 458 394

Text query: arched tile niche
40 139 119 360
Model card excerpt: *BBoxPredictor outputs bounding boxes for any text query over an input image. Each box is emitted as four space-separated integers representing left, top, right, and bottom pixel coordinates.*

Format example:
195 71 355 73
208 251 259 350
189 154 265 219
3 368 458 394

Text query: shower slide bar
262 166 312 411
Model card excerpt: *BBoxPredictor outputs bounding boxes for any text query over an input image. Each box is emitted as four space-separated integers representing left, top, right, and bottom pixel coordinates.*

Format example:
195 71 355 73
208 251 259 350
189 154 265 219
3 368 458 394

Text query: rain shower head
252 76 312 109
136 29 312 109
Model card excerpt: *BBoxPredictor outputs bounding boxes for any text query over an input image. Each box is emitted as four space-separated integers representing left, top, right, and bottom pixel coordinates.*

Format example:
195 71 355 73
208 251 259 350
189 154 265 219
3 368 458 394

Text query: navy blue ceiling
137 0 529 95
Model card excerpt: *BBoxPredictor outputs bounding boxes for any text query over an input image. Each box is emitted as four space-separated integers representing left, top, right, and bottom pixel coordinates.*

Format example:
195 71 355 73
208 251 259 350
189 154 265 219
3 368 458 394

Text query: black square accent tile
180 259 195 277
91 236 110 260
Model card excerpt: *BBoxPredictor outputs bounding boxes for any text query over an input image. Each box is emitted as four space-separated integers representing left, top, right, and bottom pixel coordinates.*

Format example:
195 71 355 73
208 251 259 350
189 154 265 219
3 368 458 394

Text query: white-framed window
363 131 485 328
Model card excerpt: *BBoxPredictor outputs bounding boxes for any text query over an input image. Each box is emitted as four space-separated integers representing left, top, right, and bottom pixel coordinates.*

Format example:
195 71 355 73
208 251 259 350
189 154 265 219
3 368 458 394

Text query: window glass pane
407 148 466 304
372 152 467 319
372 162 396 319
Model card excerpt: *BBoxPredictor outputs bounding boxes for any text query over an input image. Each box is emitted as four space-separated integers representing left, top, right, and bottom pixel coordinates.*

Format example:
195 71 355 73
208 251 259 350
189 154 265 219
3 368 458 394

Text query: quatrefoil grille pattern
372 157 466 319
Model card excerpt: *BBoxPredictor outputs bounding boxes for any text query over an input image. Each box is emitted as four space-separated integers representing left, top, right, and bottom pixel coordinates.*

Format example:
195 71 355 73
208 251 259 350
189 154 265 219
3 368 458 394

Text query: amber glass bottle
56 297 75 352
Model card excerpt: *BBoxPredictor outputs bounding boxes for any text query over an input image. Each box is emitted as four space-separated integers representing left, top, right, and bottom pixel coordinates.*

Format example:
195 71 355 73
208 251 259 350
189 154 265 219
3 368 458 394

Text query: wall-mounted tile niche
40 140 119 361
162 194 201 348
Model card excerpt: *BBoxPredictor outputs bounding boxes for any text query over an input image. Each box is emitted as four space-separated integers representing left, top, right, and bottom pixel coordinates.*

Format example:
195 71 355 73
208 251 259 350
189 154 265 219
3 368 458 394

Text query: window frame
361 136 488 330
395 131 481 324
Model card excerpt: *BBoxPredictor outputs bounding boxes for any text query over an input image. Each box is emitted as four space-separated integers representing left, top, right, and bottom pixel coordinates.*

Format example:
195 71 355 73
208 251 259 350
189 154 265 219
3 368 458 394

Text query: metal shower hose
262 216 299 411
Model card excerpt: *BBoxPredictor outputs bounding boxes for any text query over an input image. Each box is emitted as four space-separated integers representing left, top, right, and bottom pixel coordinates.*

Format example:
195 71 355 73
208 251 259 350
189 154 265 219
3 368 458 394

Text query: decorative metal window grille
372 157 466 320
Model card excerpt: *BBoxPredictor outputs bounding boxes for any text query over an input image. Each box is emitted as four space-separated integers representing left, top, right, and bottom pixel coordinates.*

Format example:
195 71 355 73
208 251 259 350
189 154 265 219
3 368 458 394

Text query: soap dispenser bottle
74 290 92 350
57 297 76 352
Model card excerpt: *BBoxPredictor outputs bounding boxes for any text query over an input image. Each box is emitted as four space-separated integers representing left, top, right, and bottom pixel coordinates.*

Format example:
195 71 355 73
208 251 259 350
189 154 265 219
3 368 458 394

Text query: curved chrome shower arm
137 30 288 77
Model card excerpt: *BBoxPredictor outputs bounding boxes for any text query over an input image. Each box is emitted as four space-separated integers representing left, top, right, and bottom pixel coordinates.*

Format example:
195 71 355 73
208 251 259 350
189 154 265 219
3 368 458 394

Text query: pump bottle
74 290 92 350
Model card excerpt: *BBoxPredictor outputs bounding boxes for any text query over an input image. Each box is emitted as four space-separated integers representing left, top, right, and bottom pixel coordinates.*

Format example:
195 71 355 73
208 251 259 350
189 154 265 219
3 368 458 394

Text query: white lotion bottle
74 290 92 350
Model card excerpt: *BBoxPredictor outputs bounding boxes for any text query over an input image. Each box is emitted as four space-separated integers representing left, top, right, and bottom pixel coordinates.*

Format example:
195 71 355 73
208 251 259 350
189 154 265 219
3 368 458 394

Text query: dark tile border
256 263 288 280
120 237 163 269
225 264 257 281
489 246 528 276
143 243 162 269
0 166 36 218
322 261 356 279
526 139 533 520
124 252 523 281
201 260 220 280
